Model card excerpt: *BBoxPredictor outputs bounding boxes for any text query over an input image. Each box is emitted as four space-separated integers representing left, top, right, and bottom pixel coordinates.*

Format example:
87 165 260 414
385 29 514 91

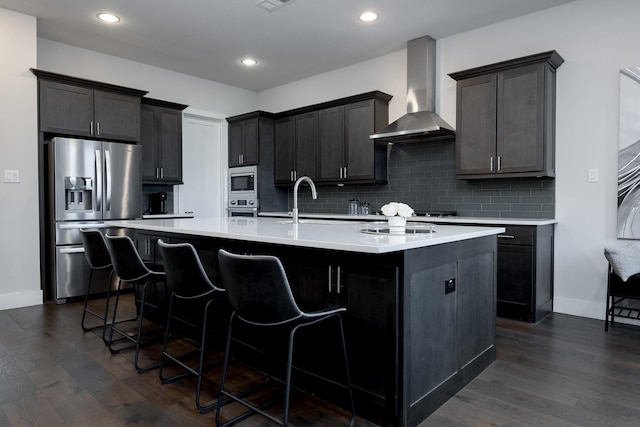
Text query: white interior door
176 112 225 217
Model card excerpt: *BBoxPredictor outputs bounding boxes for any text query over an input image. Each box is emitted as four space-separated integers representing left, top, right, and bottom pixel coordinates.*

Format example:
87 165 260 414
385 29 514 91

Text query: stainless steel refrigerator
47 137 142 303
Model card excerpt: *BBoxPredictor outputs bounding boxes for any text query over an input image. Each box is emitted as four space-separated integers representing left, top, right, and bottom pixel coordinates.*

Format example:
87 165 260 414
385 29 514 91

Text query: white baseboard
0 290 43 311
553 296 605 320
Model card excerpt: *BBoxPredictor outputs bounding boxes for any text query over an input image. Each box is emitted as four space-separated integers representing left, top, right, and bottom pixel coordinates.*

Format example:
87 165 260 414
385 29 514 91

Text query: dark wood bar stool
216 249 356 427
156 239 228 413
105 234 166 373
79 228 114 343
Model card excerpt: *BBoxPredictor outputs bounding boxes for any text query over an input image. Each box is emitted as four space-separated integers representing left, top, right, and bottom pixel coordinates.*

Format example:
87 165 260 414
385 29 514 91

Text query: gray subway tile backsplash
294 139 555 218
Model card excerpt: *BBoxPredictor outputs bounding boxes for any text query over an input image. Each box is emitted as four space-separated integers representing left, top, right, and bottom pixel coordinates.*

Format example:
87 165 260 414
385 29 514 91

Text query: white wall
0 9 42 308
257 0 640 320
37 39 257 116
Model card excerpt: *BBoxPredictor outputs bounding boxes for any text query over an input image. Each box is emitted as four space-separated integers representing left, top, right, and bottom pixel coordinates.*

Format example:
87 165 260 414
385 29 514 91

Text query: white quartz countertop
108 217 505 254
258 212 557 226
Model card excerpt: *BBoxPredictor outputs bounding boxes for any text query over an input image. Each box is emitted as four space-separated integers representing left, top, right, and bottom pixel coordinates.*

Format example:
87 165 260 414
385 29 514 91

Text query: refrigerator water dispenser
64 176 93 211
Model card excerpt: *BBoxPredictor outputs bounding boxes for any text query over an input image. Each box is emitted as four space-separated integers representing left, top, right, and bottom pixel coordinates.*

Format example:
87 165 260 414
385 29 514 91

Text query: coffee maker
149 191 167 214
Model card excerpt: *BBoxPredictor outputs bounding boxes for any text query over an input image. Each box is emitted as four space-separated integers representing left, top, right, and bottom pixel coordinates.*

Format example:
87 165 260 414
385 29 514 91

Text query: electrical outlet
445 278 456 294
4 170 19 183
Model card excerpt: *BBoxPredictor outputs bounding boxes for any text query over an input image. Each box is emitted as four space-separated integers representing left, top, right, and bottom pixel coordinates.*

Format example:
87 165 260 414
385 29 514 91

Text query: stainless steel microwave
228 165 257 198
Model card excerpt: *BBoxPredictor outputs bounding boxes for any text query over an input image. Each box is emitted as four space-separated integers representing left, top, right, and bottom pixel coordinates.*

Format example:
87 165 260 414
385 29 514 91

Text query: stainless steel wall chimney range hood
370 35 455 143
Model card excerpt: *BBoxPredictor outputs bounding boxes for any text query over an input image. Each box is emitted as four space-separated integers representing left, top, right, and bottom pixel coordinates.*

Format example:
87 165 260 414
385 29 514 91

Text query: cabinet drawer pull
498 234 515 239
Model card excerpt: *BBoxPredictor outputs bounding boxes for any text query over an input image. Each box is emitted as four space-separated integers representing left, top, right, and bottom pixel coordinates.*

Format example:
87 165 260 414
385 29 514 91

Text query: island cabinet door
288 260 400 419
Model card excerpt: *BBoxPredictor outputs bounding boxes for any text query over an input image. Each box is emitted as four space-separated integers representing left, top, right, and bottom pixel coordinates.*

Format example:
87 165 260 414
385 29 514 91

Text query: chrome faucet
292 176 317 224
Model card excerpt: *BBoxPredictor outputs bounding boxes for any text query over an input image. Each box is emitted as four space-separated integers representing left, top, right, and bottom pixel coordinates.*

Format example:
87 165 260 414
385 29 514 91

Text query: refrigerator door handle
58 222 108 230
105 149 112 212
60 247 85 255
95 149 102 211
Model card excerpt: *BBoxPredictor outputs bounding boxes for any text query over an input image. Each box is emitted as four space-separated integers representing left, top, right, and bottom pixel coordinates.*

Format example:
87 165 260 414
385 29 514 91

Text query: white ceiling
0 0 574 92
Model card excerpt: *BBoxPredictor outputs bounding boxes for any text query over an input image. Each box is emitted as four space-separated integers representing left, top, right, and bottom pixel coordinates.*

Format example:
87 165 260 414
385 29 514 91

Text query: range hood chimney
370 35 455 143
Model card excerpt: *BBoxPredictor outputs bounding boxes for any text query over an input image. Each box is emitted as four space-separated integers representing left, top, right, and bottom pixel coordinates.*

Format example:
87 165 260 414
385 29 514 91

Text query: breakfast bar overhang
108 217 505 427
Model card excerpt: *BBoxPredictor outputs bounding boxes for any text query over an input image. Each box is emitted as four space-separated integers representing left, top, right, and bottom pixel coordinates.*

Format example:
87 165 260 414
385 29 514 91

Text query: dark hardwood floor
1 298 640 426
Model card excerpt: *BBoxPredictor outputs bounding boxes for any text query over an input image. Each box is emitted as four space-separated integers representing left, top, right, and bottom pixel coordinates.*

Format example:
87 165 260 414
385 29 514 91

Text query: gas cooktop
412 210 457 218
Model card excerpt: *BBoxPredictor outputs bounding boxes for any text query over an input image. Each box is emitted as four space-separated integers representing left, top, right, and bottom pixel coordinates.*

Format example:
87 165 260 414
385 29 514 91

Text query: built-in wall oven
228 165 258 217
227 204 258 217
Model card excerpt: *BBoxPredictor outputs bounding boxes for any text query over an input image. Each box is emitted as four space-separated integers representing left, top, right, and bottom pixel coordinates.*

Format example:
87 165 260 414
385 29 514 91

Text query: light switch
588 168 599 183
4 170 19 183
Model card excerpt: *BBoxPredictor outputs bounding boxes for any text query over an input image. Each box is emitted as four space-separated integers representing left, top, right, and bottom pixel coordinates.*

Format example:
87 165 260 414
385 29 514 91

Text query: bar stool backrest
80 228 112 270
157 240 223 297
105 235 151 282
218 249 303 326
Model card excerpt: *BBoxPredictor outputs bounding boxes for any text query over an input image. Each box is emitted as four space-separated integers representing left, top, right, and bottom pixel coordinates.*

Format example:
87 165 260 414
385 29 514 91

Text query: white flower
381 202 414 218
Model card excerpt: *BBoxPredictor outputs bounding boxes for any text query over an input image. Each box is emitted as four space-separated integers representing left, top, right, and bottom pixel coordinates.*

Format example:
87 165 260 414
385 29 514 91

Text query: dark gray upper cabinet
227 112 275 168
318 106 345 182
141 98 187 184
274 111 318 184
32 69 147 142
449 51 563 179
276 91 392 186
228 119 258 167
274 116 296 183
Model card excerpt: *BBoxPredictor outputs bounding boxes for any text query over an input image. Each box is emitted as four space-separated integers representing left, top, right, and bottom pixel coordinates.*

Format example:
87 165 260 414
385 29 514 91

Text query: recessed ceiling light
241 58 258 66
359 11 378 22
97 13 120 23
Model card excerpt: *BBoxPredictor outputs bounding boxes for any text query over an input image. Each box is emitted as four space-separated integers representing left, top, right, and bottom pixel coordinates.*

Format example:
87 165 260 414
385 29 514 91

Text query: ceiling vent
256 0 294 12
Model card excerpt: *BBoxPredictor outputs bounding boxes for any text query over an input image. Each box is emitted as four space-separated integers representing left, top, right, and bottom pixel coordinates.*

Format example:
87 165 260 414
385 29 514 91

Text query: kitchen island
109 217 504 427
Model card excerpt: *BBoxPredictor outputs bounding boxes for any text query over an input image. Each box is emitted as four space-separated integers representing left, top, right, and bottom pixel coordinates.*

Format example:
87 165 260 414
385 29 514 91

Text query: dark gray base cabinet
449 51 564 179
133 231 497 427
141 98 187 184
32 69 147 143
496 224 554 322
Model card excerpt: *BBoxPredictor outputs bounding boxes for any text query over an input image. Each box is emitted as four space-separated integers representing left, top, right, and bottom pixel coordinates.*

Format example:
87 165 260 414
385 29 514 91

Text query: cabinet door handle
90 121 94 135
96 122 100 136
343 167 347 179
336 266 342 294
497 156 502 172
294 170 297 181
328 266 333 292
160 167 164 179
490 157 495 172
498 234 515 239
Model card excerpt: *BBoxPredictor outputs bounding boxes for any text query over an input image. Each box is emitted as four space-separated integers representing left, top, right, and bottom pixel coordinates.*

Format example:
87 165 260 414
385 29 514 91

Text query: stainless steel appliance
47 137 142 303
370 35 455 143
227 199 259 217
228 165 257 199
228 165 258 217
